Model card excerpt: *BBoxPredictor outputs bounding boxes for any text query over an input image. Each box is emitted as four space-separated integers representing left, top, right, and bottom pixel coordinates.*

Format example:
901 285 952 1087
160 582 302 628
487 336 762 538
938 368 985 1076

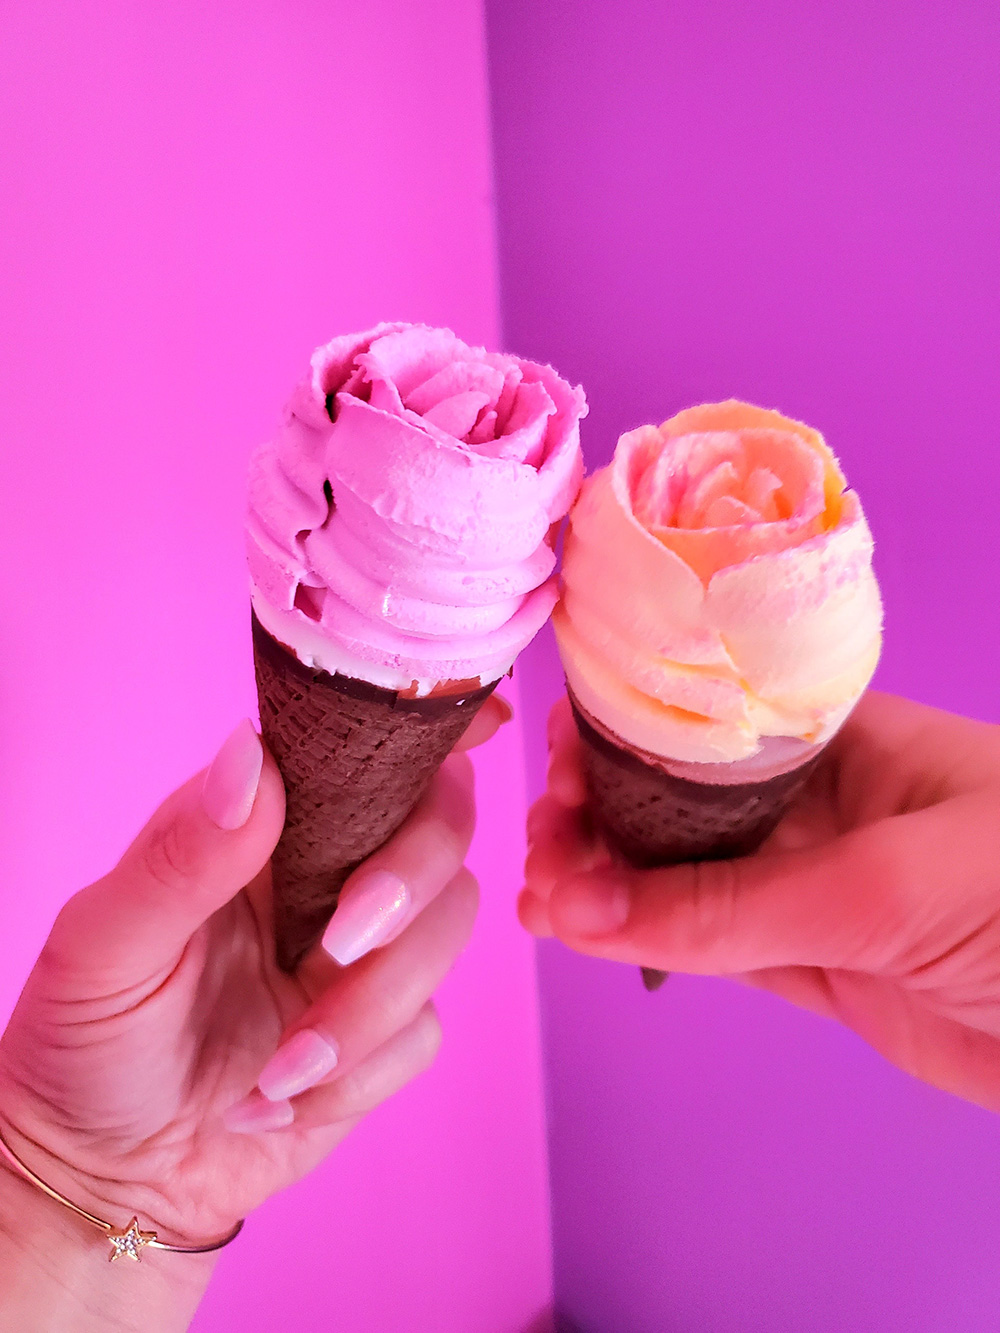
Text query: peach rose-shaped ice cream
247 323 587 692
554 400 882 764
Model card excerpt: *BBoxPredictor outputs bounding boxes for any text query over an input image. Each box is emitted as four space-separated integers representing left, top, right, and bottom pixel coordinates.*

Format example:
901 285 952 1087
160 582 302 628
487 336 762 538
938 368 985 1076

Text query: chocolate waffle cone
569 695 824 989
253 613 498 972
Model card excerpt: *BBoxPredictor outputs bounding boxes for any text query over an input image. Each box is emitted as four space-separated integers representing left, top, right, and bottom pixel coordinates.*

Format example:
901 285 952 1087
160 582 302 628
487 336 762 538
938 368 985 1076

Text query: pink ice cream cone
247 323 586 971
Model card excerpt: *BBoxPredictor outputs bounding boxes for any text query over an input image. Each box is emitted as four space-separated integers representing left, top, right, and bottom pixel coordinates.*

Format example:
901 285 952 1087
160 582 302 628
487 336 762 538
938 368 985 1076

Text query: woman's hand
523 692 1000 1111
0 691 510 1328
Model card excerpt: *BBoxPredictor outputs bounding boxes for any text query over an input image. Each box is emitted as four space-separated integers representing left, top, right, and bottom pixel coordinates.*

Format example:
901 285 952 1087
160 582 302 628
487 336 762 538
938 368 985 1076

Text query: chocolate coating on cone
253 613 497 972
570 698 822 868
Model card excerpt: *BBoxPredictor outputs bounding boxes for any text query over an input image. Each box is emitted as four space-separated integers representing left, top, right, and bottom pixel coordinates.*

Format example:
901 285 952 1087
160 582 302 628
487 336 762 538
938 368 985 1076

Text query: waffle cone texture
569 696 822 868
253 613 498 972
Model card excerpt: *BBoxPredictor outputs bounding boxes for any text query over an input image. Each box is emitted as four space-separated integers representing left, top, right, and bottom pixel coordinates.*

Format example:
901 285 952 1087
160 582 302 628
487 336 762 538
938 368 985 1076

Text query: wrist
0 1151 217 1333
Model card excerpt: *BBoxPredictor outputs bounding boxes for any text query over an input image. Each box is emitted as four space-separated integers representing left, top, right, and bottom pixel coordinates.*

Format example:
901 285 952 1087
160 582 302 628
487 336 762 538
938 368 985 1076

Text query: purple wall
487 1 1000 1329
0 4 552 1329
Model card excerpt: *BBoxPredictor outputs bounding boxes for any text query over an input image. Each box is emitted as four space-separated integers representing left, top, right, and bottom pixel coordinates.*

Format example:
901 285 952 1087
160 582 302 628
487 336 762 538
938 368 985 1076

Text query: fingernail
322 870 410 966
495 694 514 724
257 1029 339 1102
554 873 631 937
223 1091 295 1134
202 720 263 830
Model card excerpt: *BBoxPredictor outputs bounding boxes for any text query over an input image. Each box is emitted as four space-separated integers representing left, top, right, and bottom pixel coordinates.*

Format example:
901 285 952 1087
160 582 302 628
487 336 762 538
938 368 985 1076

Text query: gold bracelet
0 1125 244 1262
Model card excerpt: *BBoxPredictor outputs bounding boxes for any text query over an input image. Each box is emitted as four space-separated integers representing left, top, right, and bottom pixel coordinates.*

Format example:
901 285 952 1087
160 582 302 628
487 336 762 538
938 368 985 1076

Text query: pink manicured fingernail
495 694 514 724
222 1091 294 1134
202 720 263 830
322 870 410 965
555 873 631 937
257 1029 339 1102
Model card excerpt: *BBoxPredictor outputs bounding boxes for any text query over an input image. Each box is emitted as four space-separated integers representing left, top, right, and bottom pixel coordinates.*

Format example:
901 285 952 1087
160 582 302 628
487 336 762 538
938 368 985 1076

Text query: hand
522 692 1000 1111
0 691 510 1286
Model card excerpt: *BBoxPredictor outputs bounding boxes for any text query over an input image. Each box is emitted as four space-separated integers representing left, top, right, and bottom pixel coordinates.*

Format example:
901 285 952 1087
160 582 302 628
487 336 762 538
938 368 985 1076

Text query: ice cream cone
569 693 824 868
553 401 883 990
245 323 586 973
254 614 498 972
569 693 825 988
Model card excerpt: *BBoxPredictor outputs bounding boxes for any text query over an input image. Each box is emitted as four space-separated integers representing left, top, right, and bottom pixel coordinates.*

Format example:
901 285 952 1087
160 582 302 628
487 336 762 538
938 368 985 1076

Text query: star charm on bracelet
0 1123 244 1260
107 1217 157 1263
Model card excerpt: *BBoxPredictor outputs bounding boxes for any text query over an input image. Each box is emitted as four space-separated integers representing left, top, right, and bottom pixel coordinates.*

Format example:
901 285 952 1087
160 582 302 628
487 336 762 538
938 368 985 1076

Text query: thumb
546 812 944 977
46 720 285 979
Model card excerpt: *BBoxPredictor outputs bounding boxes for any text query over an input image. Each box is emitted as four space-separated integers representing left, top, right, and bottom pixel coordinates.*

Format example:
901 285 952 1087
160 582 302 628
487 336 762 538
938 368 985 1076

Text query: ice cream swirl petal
555 400 882 763
248 323 586 689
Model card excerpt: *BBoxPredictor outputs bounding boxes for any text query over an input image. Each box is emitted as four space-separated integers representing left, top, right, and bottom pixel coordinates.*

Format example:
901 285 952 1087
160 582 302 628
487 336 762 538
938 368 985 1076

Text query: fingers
253 868 478 1106
452 692 514 751
518 695 594 938
524 792 610 912
319 752 476 966
44 721 286 981
543 802 983 978
291 1004 442 1130
546 695 587 807
517 890 555 938
225 1006 443 1136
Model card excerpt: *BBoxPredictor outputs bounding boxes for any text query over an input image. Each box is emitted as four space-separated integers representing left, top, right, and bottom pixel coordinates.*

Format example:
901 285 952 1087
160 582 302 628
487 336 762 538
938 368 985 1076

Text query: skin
522 691 1000 1112
0 692 510 1332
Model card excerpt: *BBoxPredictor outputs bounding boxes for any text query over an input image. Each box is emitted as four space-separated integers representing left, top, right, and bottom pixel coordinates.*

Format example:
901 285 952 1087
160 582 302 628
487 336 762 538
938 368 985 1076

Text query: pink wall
487 1 1000 1329
0 3 552 1329
9 3 996 1328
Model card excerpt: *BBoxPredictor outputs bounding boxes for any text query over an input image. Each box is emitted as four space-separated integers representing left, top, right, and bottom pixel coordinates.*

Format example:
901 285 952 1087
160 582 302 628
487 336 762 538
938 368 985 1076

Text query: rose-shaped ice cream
247 323 587 692
554 400 882 764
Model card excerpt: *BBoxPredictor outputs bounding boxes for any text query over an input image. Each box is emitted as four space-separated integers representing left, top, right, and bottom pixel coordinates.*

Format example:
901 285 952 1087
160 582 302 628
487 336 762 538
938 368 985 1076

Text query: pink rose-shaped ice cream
248 322 587 692
554 400 882 765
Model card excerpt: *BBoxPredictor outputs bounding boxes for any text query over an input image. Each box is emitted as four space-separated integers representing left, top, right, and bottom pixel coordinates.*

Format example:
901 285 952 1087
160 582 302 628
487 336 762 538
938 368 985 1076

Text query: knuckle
140 818 198 892
313 1064 369 1124
418 767 476 847
330 1010 443 1122
399 817 466 885
365 982 416 1040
